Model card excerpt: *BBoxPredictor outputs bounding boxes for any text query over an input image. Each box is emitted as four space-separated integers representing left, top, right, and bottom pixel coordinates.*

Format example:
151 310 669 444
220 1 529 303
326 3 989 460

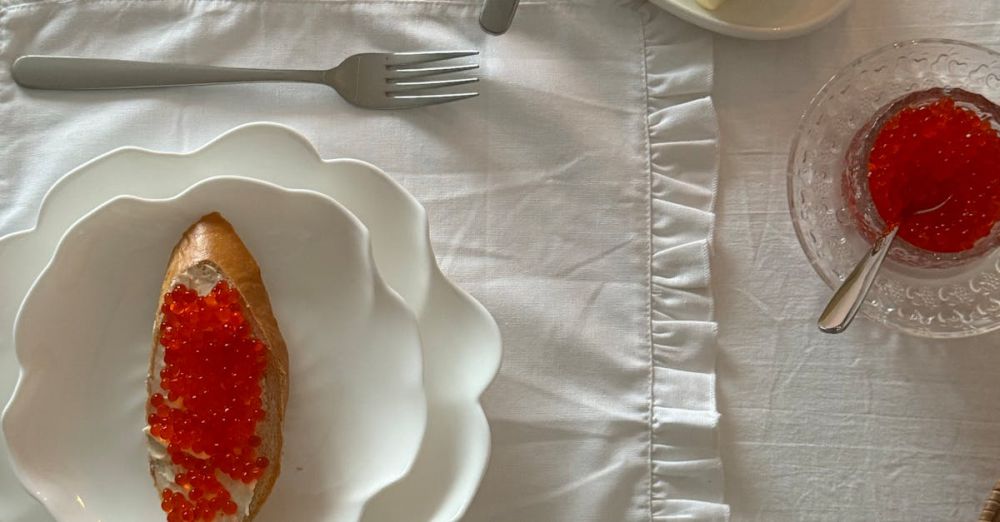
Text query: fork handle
12 56 325 90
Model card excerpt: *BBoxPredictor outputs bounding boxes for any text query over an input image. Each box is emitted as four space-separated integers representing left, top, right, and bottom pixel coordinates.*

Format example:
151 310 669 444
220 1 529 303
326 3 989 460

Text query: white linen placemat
0 1 726 520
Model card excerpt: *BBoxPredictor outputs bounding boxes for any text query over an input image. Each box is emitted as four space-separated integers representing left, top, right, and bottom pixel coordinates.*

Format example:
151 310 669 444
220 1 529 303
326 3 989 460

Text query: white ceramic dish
650 0 853 40
0 123 501 522
2 177 428 521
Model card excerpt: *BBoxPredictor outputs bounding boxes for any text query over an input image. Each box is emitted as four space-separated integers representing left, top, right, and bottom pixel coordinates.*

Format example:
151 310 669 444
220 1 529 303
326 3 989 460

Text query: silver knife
480 0 520 35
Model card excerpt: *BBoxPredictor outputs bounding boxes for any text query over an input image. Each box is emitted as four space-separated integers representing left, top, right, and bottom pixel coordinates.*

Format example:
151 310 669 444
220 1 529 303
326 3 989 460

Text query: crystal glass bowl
788 39 1000 338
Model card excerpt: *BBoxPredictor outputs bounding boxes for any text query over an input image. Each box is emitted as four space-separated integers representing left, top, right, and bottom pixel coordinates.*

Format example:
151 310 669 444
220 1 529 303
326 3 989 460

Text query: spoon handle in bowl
818 225 899 334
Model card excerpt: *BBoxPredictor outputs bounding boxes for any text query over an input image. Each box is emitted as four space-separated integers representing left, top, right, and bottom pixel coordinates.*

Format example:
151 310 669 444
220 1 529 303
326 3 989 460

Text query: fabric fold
638 4 729 521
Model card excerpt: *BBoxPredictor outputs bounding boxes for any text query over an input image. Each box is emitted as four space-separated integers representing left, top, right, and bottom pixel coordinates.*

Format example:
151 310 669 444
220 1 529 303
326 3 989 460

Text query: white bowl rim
649 0 854 41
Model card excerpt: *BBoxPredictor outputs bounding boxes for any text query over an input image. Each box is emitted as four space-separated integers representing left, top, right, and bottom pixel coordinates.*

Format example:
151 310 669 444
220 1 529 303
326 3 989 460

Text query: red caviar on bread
146 213 288 522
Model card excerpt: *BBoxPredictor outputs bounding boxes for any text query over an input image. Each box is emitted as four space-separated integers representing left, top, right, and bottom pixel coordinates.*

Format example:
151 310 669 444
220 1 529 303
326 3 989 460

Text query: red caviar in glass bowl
149 281 269 522
845 87 1000 266
788 39 1000 337
865 94 1000 253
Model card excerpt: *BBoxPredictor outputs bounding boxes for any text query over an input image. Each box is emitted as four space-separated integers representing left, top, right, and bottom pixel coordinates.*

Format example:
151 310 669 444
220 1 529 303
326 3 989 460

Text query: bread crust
147 212 288 521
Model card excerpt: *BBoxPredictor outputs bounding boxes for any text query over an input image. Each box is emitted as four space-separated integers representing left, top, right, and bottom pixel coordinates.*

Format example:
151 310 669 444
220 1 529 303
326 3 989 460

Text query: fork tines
386 50 479 105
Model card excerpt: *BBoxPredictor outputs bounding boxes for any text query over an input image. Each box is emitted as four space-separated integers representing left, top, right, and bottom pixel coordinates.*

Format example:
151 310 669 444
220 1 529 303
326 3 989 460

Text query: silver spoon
818 197 951 333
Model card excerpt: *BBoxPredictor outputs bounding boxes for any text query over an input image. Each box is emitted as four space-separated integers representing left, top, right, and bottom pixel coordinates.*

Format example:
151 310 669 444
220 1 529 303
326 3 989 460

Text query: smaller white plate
650 0 853 40
2 177 427 522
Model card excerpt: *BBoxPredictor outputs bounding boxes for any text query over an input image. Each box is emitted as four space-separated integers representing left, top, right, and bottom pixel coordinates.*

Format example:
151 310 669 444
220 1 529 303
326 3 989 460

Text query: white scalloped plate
3 177 428 521
0 123 501 522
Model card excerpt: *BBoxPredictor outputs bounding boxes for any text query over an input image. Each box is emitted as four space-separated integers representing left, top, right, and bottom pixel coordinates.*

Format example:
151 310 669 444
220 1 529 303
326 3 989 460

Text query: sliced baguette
147 212 288 521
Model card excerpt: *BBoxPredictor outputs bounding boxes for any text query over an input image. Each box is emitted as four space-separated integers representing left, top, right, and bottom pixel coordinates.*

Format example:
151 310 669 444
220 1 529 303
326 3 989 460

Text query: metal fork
12 51 480 109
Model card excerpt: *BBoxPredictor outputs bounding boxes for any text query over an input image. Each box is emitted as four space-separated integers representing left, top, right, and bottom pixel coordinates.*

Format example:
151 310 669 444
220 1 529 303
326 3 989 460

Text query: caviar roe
868 95 1000 253
148 281 269 522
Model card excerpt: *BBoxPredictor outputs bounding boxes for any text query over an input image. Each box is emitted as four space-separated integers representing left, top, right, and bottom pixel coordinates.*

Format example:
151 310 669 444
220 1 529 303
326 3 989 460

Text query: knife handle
480 0 520 35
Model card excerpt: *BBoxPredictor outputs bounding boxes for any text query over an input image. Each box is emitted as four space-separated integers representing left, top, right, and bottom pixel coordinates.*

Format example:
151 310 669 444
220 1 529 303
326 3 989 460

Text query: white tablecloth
714 1 1000 520
0 1 725 521
9 0 997 520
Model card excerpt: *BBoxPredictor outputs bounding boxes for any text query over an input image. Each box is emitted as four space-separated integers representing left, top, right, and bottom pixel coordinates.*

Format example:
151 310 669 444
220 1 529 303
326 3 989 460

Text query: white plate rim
648 0 854 40
0 122 502 522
